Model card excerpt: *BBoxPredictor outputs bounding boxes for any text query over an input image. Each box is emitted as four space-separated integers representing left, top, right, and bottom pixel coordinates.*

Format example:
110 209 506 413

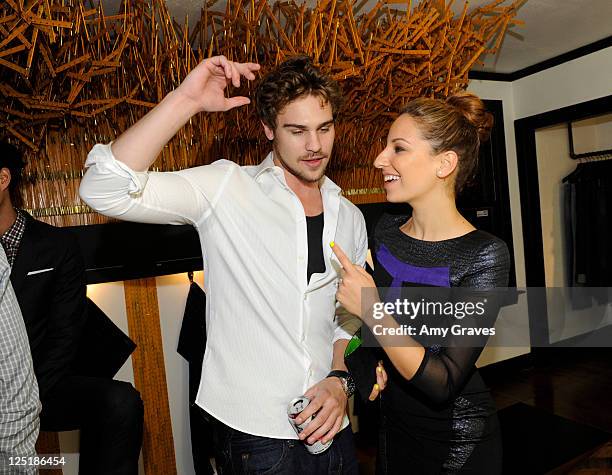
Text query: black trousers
40 375 144 475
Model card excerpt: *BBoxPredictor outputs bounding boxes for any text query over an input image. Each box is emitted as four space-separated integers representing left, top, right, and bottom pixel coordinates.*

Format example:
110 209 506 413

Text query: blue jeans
211 417 359 475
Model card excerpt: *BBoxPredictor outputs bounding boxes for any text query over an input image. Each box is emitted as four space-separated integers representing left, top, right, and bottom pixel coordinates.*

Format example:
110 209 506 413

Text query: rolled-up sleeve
80 143 231 226
333 210 368 342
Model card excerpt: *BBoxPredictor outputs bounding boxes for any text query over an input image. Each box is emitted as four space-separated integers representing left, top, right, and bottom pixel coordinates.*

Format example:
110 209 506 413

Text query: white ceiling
103 0 612 74
468 0 612 73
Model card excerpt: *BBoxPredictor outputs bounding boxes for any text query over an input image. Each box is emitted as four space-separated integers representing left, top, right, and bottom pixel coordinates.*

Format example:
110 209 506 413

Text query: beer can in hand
287 396 333 454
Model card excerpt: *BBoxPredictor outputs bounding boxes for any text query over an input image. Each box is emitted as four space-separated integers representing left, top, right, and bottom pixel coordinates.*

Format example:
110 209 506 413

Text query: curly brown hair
254 56 343 130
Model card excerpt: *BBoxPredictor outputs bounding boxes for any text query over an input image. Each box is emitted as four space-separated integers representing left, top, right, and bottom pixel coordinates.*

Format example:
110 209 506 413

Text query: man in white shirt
79 55 366 474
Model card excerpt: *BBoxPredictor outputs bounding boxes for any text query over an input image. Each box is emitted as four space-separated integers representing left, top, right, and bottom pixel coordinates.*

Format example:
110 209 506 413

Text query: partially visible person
0 142 143 475
333 92 509 474
0 244 41 474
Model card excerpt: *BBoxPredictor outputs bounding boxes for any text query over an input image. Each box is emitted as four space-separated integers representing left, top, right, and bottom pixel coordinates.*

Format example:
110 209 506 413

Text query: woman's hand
368 360 388 401
176 56 260 113
330 242 380 318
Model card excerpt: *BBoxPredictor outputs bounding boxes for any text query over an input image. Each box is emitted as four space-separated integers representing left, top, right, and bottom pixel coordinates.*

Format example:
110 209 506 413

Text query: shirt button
298 255 304 262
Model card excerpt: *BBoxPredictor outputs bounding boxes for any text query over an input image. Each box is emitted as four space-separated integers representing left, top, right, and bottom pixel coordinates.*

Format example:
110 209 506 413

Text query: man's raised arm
79 57 259 225
111 56 259 171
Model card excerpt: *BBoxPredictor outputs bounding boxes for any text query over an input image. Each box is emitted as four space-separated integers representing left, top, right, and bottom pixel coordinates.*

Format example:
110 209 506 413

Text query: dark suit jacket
10 213 87 399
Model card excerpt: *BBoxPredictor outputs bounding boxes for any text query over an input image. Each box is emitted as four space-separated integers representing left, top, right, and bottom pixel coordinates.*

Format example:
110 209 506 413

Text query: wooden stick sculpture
0 0 523 225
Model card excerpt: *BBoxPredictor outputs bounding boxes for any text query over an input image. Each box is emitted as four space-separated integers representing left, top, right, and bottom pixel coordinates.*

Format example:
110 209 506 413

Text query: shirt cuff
333 326 353 343
84 143 149 196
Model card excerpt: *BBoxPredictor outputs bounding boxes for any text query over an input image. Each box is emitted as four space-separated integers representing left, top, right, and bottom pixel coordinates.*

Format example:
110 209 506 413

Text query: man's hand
176 56 260 113
331 242 380 319
294 377 347 445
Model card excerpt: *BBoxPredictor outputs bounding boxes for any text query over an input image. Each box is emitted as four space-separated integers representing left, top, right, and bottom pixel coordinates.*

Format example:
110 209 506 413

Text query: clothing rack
567 121 612 160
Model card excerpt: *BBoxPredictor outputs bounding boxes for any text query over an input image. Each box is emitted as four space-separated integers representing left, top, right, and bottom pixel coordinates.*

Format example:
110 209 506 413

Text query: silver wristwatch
327 370 355 398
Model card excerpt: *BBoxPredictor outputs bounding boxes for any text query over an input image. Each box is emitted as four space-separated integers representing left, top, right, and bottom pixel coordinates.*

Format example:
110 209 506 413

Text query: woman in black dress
333 92 510 474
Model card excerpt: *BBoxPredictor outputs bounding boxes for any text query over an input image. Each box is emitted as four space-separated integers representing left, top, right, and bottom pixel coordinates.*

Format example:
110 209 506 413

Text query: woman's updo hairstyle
400 91 494 195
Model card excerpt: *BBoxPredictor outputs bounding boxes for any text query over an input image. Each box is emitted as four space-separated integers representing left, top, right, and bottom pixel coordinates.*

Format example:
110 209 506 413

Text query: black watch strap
327 370 355 398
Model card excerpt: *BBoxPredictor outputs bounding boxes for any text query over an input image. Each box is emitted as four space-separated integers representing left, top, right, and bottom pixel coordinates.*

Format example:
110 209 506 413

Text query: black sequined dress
371 214 510 475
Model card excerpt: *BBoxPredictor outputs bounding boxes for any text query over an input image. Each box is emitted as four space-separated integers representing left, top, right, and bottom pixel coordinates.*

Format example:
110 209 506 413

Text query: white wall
513 46 612 119
572 113 612 154
535 125 574 290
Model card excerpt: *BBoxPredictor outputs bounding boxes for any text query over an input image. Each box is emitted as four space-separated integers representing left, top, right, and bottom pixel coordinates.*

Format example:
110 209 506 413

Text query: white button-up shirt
79 144 367 438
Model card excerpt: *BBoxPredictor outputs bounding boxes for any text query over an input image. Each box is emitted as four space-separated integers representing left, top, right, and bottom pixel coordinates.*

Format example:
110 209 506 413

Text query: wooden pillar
124 278 177 475
35 432 63 475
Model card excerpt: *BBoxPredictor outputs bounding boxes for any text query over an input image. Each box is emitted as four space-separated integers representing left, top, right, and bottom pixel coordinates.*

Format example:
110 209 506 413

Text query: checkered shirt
0 246 41 473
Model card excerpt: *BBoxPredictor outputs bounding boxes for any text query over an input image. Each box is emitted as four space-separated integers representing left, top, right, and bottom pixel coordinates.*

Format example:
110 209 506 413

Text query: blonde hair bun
446 92 494 143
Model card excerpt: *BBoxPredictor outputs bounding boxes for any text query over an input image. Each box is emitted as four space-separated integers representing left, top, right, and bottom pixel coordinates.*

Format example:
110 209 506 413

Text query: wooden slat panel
124 278 177 475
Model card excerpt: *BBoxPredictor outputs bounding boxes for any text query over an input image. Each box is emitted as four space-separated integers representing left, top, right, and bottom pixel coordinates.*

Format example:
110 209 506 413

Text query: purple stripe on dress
376 244 451 293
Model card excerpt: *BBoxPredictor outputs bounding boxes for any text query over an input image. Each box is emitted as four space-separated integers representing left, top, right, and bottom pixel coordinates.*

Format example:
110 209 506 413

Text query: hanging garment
563 160 612 303
177 281 214 475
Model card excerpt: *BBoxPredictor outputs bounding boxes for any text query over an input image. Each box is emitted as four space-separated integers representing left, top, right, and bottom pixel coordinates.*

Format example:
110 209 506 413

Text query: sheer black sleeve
408 239 510 405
